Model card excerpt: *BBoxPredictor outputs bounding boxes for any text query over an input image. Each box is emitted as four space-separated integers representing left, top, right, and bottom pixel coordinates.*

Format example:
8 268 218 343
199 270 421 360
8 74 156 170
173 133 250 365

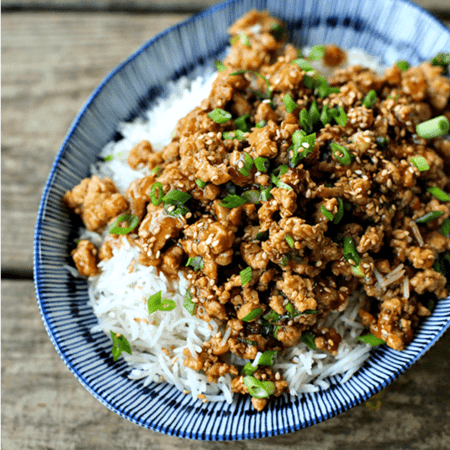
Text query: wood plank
2 280 450 449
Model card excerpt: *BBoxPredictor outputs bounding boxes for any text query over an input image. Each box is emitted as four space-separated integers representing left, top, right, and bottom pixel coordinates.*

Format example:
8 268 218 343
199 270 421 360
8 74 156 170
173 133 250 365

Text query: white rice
79 48 388 405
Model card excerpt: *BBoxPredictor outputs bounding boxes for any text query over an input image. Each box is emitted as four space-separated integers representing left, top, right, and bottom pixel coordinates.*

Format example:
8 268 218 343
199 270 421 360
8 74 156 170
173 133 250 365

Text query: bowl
34 0 450 440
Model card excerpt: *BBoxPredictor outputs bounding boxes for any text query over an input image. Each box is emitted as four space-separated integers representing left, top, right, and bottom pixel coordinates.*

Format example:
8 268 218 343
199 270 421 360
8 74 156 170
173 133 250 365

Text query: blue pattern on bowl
34 0 450 440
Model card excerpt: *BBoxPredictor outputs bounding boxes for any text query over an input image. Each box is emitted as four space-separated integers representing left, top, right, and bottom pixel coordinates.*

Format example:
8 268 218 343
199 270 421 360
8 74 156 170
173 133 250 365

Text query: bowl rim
34 0 450 440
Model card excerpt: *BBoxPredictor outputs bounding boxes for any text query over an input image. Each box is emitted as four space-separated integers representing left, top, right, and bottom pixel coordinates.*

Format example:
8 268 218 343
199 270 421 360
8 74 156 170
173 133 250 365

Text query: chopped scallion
255 120 267 128
240 266 253 286
343 236 360 266
241 189 261 204
260 185 273 202
186 256 204 271
334 106 347 127
162 190 192 205
430 52 450 75
254 156 269 173
109 214 139 235
110 331 132 361
416 116 449 139
362 90 377 109
427 187 450 202
241 362 258 376
215 60 226 71
410 156 430 172
242 308 263 322
183 291 196 315
234 114 250 132
258 350 278 366
147 291 176 315
208 108 232 124
376 137 389 150
255 230 269 241
195 178 207 189
285 234 295 248
292 58 314 72
223 130 245 141
271 173 293 191
270 23 284 40
330 143 352 166
440 219 450 237
309 100 321 125
243 375 275 399
104 154 114 162
301 331 316 350
320 205 334 221
299 108 313 133
333 198 345 224
283 93 297 113
396 60 409 72
238 153 254 177
358 334 386 346
219 194 246 208
308 44 325 61
415 210 445 224
150 182 163 206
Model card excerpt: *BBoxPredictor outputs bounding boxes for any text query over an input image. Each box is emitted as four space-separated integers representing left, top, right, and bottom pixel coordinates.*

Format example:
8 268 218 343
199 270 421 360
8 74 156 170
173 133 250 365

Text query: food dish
34 0 450 440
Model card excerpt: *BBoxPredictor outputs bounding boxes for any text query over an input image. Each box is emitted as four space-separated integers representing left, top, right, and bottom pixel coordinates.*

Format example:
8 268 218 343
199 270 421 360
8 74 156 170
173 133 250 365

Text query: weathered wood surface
2 1 450 449
2 280 450 450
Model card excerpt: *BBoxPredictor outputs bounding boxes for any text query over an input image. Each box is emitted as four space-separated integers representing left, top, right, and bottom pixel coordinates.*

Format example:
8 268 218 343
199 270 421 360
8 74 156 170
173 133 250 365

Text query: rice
79 47 388 405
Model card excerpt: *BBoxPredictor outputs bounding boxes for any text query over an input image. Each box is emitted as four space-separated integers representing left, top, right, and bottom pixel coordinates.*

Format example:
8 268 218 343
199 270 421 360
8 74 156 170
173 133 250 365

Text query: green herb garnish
109 214 139 235
110 331 132 361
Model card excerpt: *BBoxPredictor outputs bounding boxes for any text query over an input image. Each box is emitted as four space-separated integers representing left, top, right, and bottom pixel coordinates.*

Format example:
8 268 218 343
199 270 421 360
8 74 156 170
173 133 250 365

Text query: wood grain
2 280 450 450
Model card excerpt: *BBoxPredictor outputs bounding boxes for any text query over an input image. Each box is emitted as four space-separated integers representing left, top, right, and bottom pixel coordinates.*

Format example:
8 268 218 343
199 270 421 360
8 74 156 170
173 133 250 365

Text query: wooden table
2 1 450 448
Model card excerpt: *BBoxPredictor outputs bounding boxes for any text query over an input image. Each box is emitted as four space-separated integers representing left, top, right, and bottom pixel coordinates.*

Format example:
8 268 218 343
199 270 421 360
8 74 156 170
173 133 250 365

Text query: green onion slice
215 60 226 71
308 44 325 61
362 90 377 109
238 153 254 177
283 93 297 113
186 256 204 271
343 236 360 266
410 156 430 172
334 106 347 127
285 234 295 248
240 266 252 286
430 52 450 75
208 108 232 124
183 291 196 315
292 58 314 72
416 116 449 139
195 178 207 189
255 120 267 128
243 376 275 399
320 205 334 221
301 331 316 350
255 230 269 241
254 156 270 173
358 334 386 346
239 338 258 346
104 154 114 162
109 214 139 235
396 60 409 72
299 109 313 134
271 173 293 191
264 309 280 322
333 198 345 224
376 137 388 150
241 190 261 205
242 308 263 322
147 291 176 315
260 185 273 202
241 362 258 376
415 211 445 224
427 187 450 202
162 190 191 205
440 219 450 237
330 143 352 166
223 130 246 141
320 104 332 126
110 331 132 361
150 182 163 206
258 350 278 366
219 194 246 208
234 114 250 132
290 130 316 167
270 22 284 40
309 99 321 124
316 78 340 98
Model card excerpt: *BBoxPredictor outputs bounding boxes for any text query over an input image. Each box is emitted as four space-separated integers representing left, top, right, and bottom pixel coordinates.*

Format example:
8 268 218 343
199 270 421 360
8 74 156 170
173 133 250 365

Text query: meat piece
127 140 163 170
71 240 100 277
63 176 129 232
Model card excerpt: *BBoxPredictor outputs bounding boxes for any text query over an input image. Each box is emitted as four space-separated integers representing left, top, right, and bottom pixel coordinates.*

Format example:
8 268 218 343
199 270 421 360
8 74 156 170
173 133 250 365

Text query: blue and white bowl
34 0 450 440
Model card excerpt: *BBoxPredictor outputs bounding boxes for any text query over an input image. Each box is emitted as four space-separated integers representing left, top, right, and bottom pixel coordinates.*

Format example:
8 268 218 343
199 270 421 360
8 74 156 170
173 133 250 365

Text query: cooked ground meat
63 11 450 410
